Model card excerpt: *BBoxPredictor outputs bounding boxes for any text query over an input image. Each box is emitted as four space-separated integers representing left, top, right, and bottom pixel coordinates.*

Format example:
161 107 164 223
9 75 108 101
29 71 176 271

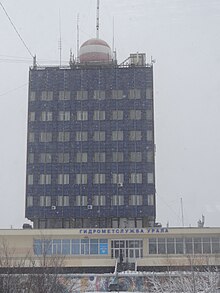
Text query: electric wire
0 1 34 58
0 83 27 97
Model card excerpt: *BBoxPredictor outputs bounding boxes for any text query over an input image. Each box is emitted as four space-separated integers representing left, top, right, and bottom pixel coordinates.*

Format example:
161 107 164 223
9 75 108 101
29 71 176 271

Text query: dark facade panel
26 64 155 228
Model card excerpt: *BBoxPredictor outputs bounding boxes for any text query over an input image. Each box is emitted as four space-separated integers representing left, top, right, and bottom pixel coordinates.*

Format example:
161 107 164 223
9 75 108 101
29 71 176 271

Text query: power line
0 83 27 97
0 2 34 58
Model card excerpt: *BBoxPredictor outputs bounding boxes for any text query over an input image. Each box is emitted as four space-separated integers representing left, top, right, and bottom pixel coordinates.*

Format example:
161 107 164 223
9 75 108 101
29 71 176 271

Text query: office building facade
25 38 155 228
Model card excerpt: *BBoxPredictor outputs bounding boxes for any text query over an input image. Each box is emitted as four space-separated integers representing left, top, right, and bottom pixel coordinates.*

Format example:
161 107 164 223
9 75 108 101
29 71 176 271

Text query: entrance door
111 240 143 262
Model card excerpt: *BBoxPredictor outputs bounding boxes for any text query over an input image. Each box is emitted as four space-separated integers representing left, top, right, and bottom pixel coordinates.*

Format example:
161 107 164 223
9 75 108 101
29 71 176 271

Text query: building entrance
111 240 143 262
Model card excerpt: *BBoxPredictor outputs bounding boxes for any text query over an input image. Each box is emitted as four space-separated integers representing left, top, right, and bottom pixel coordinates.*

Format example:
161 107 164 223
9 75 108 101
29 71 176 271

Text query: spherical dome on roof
79 38 112 64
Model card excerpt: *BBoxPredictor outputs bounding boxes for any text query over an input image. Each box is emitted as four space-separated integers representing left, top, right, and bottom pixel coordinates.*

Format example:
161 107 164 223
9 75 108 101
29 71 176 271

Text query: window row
149 237 220 255
28 151 154 164
27 194 154 207
33 238 108 256
27 172 154 185
28 130 153 142
29 110 153 122
30 89 152 102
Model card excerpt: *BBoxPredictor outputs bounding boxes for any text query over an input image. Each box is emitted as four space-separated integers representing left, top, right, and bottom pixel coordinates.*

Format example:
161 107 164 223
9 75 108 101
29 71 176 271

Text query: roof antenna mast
77 13 80 63
59 10 62 67
96 0 100 39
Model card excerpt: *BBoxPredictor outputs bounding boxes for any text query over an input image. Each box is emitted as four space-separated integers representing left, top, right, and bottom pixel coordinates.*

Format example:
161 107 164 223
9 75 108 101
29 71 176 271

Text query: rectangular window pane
129 131 142 141
176 238 184 254
27 174 33 185
130 152 142 162
41 91 53 101
39 174 51 185
58 132 70 142
93 195 106 206
158 238 166 254
76 90 88 100
112 110 123 120
147 130 153 141
76 152 88 163
93 110 105 120
112 90 123 99
58 111 70 121
112 173 124 185
149 238 157 254
57 196 69 207
59 91 70 100
57 153 69 163
112 131 123 141
76 174 87 184
40 132 52 142
94 90 105 100
185 238 193 254
71 239 80 254
76 131 87 141
94 152 105 162
27 196 33 207
93 131 105 141
146 110 153 120
130 173 142 184
147 151 154 162
40 111 52 121
212 237 220 253
62 240 70 255
39 153 52 163
129 195 143 206
29 112 35 121
58 174 69 184
112 152 123 162
40 196 51 207
148 194 154 206
167 238 175 254
28 132 35 142
76 111 88 121
147 173 154 184
30 91 36 101
194 237 202 254
129 110 141 120
93 174 105 184
81 196 88 206
63 196 69 206
146 88 152 99
111 195 124 206
28 153 34 164
203 238 211 254
128 89 141 99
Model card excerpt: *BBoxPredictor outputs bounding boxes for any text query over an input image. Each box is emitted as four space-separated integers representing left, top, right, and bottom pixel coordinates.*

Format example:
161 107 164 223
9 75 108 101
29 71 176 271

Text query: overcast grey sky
0 0 219 228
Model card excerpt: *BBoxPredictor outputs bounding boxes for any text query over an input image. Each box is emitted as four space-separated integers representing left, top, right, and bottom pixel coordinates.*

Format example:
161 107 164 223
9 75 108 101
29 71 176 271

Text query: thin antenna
59 10 62 67
96 0 100 39
77 13 80 63
112 17 115 52
180 197 184 227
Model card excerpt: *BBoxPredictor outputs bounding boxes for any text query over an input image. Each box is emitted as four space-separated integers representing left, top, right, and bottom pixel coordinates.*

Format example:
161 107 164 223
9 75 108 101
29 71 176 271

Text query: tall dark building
25 38 156 228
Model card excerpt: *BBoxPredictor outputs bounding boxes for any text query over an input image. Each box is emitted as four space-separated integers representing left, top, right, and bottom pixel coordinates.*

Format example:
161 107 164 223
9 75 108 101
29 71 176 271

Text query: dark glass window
194 238 202 254
212 237 220 253
149 238 157 254
176 238 184 254
167 238 175 254
158 238 166 254
185 238 193 254
203 238 211 254
62 239 70 255
71 239 80 255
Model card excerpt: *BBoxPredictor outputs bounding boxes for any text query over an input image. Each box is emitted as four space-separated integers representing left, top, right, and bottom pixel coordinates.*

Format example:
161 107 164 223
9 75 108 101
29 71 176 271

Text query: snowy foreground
1 270 219 292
